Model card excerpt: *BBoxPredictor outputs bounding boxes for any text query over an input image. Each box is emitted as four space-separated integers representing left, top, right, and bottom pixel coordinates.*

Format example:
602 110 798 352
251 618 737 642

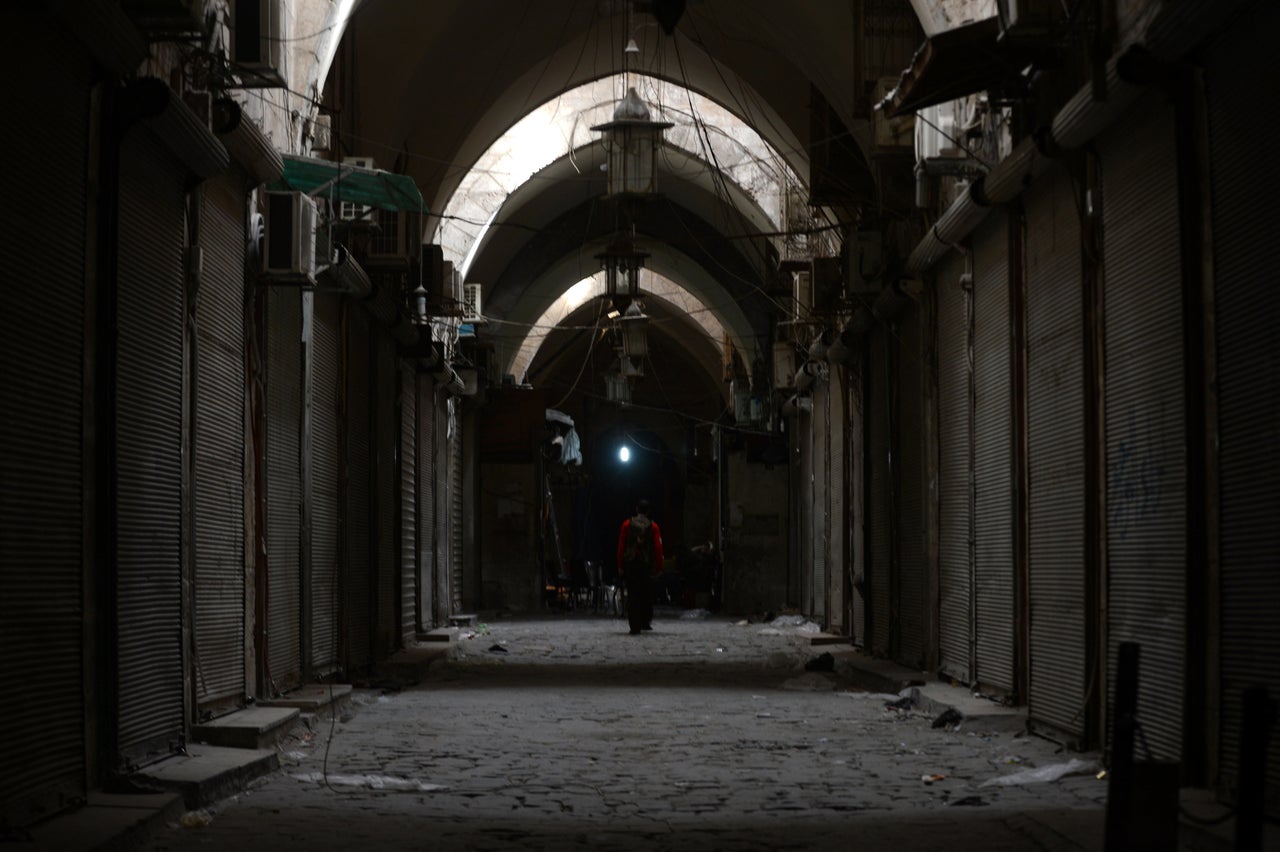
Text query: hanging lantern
596 238 649 301
618 300 649 361
605 365 631 404
592 87 673 198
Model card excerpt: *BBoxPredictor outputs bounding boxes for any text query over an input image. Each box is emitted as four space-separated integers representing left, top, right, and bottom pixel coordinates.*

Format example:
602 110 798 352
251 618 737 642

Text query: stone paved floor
144 613 1111 851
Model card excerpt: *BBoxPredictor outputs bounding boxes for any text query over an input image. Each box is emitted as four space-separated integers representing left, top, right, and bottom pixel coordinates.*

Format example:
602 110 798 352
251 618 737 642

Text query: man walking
617 499 663 635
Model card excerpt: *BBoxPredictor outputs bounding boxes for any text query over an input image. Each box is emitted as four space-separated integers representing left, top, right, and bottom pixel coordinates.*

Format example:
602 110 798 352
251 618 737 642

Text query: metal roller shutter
418 375 437 629
812 380 828 621
375 332 397 659
937 254 973 683
345 308 372 673
850 366 866 647
897 304 927 669
115 129 186 766
1204 5 1280 812
1024 165 1087 743
828 368 846 633
867 328 892 656
799 401 813 615
1100 92 1186 763
310 294 341 672
449 400 464 614
194 179 246 710
972 214 1017 695
0 23 90 824
400 362 418 643
266 286 302 690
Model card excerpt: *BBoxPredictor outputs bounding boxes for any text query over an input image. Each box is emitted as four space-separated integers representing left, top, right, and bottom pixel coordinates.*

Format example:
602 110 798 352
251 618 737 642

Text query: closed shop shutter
310 294 341 672
418 375 437 628
266 286 302 689
1024 165 1087 742
375 332 397 659
450 401 464 613
1204 6 1280 812
828 368 846 633
115 129 186 766
1100 92 1186 763
194 178 246 710
798 401 813 615
345 308 372 672
972 214 1017 695
812 380 828 621
0 23 90 824
867 327 892 656
850 368 866 647
897 303 927 669
400 362 418 642
937 254 973 683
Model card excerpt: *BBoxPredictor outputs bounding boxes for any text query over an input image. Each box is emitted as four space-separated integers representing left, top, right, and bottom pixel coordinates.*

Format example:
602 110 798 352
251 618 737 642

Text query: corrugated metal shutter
850 365 865 647
799 400 813 615
867 327 892 656
973 214 1017 695
1100 92 1186 763
812 380 828 622
1205 6 1280 812
418 375 437 629
0 24 90 823
375 331 397 659
937 254 973 683
897 304 927 669
1024 165 1087 742
449 401 464 613
266 286 302 690
345 308 372 672
115 129 186 766
828 368 846 633
194 178 246 710
400 362 418 643
310 294 341 672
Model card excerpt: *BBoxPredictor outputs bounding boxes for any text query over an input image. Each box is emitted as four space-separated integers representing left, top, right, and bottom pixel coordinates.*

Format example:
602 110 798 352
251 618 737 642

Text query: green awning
268 154 426 213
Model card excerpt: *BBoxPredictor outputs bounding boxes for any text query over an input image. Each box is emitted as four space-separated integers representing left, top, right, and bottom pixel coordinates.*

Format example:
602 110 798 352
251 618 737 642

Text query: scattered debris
804 652 836 672
921 774 946 784
715 647 725 653
736 620 749 626
293 772 447 793
885 695 915 711
179 809 213 828
488 644 508 654
681 608 710 619
979 758 1100 788
932 708 964 729
1096 769 1108 780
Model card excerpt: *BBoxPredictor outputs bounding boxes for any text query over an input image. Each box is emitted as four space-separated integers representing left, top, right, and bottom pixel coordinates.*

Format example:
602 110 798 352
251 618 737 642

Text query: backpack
623 515 654 570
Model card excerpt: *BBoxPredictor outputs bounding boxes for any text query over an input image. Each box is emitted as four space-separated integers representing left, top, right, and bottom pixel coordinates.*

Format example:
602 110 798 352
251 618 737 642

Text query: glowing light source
619 446 631 463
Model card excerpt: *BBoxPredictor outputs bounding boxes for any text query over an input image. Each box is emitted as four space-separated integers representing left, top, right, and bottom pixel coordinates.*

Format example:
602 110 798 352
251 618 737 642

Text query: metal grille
115 130 186 765
1024 166 1087 742
310 294 341 671
1100 93 1186 763
400 362 418 642
937 254 973 683
345 308 372 673
194 179 246 709
972 214 1017 694
1205 7 1280 812
867 329 892 656
266 286 302 689
375 332 397 659
449 401 464 613
0 24 89 823
896 304 926 669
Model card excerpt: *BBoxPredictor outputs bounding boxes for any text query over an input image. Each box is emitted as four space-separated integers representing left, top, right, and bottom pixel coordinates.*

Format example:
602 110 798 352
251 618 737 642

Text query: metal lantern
605 366 631 404
618 300 649 361
591 87 673 198
596 238 649 301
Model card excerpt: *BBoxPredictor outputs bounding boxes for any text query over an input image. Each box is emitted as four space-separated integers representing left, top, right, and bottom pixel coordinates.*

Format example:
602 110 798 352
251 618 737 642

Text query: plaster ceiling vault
320 0 935 406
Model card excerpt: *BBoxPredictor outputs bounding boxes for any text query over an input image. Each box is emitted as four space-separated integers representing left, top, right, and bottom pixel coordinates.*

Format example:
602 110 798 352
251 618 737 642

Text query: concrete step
26 791 184 852
375 645 451 686
259 683 352 719
448 613 478 627
135 743 277 810
192 706 300 750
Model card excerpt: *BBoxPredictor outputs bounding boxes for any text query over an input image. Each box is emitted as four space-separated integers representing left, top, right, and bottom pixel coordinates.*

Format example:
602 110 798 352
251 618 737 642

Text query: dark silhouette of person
616 499 663 635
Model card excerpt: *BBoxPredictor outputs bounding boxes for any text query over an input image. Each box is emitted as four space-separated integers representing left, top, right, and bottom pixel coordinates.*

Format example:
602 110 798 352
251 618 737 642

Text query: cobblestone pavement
145 613 1109 851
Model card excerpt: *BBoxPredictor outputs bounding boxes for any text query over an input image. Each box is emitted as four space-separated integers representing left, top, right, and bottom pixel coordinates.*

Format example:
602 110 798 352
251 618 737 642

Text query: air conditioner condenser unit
263 191 317 282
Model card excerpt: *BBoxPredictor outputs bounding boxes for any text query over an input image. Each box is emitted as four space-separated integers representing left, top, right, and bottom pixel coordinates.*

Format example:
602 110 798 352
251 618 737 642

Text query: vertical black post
1105 641 1140 850
1236 687 1275 852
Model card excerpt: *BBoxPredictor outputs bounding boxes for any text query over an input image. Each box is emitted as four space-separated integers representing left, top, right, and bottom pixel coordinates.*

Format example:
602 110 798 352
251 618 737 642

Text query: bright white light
618 446 631 463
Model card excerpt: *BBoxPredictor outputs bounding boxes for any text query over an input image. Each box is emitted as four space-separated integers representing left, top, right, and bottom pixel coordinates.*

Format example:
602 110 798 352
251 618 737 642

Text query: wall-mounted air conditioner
263 191 317 281
232 0 285 88
462 283 483 323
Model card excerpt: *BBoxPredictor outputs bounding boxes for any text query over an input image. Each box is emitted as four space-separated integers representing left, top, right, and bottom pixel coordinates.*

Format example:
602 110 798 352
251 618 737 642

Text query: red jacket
617 515 663 577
